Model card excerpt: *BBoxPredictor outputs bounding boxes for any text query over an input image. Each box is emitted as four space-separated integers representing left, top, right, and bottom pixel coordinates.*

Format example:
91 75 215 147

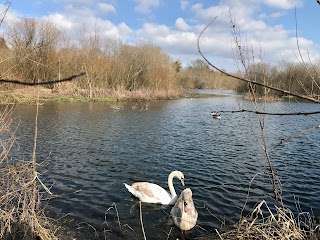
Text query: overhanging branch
197 18 320 104
0 72 86 86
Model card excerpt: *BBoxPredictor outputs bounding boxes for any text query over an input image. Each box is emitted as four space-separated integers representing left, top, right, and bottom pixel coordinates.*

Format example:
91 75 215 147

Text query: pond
7 90 320 239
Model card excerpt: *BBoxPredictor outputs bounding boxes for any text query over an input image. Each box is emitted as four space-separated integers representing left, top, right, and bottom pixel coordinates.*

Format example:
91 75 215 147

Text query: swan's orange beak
181 179 185 186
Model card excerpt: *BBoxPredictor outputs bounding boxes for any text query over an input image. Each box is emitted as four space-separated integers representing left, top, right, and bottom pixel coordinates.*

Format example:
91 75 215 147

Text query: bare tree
7 19 61 83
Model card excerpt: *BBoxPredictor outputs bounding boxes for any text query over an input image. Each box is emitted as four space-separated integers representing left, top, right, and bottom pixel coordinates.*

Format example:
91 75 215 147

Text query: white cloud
43 6 132 45
64 4 94 18
263 0 303 9
133 0 160 13
104 22 132 40
175 18 189 31
134 22 234 68
180 0 188 10
158 0 318 70
259 12 286 19
55 0 96 4
96 3 116 15
43 13 74 30
5 0 318 71
136 23 198 54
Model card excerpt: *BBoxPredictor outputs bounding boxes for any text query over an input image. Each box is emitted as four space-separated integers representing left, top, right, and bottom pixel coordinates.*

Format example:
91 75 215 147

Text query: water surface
7 91 320 239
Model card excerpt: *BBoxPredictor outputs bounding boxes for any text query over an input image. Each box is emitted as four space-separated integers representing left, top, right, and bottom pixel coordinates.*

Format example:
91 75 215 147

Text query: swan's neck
168 172 177 198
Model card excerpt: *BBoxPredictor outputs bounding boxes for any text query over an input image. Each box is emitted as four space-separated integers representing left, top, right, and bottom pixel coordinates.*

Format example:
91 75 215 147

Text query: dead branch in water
273 124 320 148
213 109 320 116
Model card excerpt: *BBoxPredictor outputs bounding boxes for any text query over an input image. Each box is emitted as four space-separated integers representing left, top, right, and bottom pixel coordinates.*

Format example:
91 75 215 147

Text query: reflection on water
6 91 320 239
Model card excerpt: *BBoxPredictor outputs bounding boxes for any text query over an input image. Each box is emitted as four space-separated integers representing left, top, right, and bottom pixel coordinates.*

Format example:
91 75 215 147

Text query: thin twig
113 202 121 229
166 227 172 240
273 124 320 148
240 172 265 219
0 1 10 27
78 222 98 236
215 229 224 240
104 202 121 229
139 201 147 240
36 174 52 195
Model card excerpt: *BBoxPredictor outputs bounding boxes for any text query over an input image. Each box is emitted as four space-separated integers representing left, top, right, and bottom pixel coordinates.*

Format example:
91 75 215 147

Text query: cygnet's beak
181 178 185 186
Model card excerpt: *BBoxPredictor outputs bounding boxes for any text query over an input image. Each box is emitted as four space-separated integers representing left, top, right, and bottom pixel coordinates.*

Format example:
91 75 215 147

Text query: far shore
0 87 230 105
1 87 302 105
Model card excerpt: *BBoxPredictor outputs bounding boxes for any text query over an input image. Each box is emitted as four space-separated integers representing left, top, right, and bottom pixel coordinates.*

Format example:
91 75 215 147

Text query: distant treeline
0 18 318 99
237 62 320 99
0 18 239 99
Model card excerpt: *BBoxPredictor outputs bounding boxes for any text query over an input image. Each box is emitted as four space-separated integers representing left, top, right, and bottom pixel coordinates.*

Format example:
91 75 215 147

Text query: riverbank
0 87 229 104
47 199 318 240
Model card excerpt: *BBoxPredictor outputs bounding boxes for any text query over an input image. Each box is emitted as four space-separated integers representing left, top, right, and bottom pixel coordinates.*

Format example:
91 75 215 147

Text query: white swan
170 188 198 231
124 170 185 205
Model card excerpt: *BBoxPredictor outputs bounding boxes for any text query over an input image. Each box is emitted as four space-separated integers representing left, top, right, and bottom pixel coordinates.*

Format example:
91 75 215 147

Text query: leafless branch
0 1 10 27
0 72 85 85
274 124 320 148
213 109 320 116
293 7 320 95
197 18 320 104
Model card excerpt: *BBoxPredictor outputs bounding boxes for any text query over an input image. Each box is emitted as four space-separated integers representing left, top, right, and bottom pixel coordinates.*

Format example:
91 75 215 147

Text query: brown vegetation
0 18 240 103
179 59 241 89
217 200 319 240
0 106 56 239
237 62 320 99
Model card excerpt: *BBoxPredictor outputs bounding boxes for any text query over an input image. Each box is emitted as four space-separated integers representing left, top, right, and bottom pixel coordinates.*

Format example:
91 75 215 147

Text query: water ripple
6 94 320 239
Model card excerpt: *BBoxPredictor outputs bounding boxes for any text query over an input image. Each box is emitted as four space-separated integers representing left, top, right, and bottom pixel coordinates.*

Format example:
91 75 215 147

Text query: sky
0 0 320 71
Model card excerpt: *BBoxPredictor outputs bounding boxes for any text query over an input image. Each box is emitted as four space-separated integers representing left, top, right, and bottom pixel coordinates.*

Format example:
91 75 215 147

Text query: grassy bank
0 86 229 105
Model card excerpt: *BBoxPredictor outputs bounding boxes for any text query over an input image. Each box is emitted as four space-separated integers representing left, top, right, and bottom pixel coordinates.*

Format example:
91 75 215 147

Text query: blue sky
1 0 319 71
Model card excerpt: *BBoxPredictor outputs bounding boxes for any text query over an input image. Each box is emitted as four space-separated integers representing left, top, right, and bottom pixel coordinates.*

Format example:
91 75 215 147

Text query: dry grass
52 84 182 100
217 200 320 240
0 85 183 104
0 106 56 240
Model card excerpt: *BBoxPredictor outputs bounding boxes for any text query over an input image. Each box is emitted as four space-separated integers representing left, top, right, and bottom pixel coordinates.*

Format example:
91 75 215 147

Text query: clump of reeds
0 106 56 240
218 200 320 240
